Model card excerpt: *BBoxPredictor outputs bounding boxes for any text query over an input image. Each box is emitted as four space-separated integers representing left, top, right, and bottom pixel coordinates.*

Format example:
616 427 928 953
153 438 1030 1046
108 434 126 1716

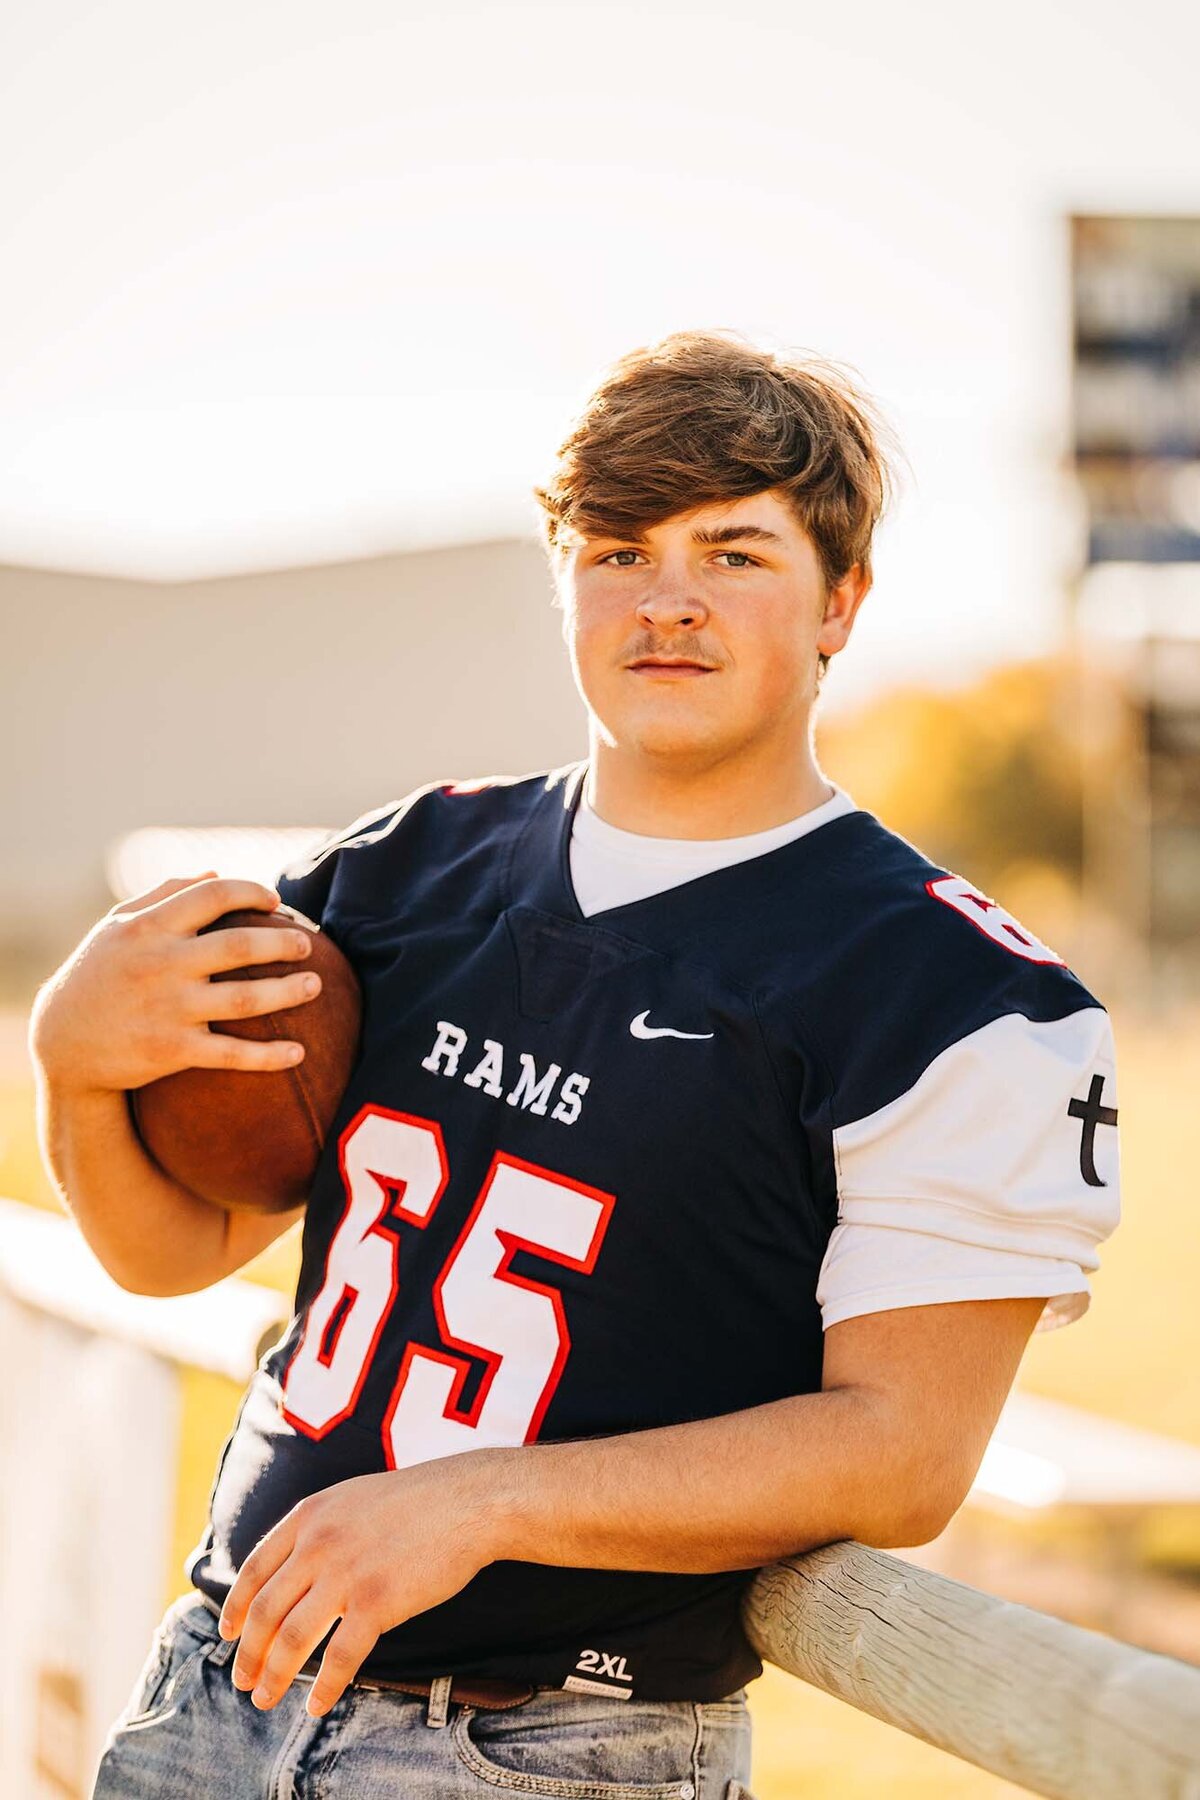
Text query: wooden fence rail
744 1541 1200 1800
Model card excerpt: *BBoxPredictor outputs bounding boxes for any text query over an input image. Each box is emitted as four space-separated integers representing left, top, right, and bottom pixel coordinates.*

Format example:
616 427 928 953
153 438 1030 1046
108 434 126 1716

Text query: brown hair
532 329 902 677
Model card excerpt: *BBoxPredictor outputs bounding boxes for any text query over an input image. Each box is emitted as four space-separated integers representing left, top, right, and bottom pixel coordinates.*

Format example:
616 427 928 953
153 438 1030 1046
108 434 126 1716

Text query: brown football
130 904 363 1214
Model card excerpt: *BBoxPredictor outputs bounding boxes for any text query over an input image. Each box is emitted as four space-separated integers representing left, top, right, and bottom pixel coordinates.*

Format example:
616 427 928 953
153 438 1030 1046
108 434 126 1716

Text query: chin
615 715 733 762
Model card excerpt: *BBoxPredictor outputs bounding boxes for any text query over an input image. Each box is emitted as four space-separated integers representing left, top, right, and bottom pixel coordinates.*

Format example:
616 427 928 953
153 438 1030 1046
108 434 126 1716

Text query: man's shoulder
428 759 583 816
291 761 577 867
769 805 1082 984
275 761 578 922
753 806 1106 1115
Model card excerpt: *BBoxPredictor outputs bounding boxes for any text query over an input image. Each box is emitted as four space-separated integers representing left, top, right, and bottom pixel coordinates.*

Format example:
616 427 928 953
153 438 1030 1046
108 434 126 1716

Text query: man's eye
597 549 759 568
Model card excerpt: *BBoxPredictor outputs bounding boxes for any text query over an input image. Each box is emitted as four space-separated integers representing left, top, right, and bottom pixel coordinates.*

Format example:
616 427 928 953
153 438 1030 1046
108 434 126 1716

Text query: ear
816 563 872 659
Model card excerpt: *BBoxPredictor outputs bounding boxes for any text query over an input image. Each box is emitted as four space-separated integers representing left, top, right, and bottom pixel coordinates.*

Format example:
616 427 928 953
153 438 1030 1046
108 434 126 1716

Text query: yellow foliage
816 656 1085 906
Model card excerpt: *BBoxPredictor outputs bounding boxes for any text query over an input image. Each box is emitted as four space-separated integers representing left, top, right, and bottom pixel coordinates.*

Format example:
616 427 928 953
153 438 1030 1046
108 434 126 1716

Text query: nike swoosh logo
629 1010 715 1041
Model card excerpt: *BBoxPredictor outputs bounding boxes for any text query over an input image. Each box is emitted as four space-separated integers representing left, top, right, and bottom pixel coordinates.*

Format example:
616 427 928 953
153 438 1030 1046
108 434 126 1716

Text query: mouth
626 659 718 677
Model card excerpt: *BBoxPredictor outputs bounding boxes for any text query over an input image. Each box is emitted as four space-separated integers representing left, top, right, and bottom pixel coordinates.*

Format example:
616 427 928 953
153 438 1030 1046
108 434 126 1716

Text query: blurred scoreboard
1073 215 1200 563
1070 215 1200 1002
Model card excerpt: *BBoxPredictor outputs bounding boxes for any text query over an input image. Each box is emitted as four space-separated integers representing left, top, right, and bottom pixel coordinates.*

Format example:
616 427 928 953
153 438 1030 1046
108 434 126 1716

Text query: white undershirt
569 782 1090 1335
570 779 859 913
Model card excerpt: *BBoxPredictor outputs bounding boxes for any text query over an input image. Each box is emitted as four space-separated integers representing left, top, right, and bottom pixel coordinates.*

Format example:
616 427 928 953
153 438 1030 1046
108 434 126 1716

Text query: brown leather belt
317 1668 536 1711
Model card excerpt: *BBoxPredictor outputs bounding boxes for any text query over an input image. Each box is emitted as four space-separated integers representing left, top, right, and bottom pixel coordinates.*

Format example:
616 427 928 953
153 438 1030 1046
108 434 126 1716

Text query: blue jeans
91 1592 756 1799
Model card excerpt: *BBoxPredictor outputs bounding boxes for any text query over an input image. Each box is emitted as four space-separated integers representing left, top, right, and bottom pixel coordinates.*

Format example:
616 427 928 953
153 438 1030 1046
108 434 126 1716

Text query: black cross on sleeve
1067 1074 1119 1187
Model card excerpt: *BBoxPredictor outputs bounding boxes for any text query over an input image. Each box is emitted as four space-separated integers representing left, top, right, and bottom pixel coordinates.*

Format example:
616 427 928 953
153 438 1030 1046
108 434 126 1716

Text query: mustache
622 637 721 666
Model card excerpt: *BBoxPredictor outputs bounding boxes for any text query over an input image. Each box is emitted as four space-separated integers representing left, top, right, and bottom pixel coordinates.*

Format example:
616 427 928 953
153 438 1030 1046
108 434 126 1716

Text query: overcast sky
2 0 1198 706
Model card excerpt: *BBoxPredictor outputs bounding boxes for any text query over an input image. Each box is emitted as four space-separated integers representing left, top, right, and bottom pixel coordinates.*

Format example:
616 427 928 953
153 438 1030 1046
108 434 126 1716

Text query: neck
584 731 833 839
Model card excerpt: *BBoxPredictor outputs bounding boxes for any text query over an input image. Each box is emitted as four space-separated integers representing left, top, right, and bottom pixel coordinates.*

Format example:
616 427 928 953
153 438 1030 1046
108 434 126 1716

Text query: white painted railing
0 1196 289 1799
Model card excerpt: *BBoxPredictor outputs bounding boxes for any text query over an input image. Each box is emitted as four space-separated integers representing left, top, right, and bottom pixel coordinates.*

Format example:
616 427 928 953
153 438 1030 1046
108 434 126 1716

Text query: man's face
554 488 869 769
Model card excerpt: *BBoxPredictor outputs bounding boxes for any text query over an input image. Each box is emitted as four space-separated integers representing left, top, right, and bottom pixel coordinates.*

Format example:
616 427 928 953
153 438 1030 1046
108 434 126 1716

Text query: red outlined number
281 1105 449 1438
925 874 1067 966
384 1149 614 1470
280 1106 615 1463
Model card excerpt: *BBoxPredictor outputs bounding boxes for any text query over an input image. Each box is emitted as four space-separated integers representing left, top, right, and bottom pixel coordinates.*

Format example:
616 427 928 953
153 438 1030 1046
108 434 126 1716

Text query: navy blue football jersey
187 759 1119 1700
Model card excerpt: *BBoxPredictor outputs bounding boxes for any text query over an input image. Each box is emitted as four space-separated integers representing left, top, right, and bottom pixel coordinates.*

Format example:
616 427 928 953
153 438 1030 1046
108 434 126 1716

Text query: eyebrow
593 523 787 548
690 524 786 548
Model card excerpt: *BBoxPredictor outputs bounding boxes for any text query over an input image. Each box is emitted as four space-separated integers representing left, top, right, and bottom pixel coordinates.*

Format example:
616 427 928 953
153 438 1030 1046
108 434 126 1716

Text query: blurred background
2 2 1199 1794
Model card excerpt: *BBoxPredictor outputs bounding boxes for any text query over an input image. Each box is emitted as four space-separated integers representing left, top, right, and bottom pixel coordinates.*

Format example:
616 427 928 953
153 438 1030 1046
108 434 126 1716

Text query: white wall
1 537 585 988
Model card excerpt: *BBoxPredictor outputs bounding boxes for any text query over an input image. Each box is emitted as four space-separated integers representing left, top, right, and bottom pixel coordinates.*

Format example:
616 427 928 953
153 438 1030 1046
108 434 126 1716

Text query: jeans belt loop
425 1675 453 1729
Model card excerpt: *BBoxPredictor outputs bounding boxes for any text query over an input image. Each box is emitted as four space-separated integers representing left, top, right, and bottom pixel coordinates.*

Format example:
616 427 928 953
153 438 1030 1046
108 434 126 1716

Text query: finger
111 873 219 917
243 1590 341 1711
153 879 285 935
219 1519 299 1643
306 1618 377 1719
228 1565 316 1694
178 1027 306 1073
198 971 322 1025
185 923 316 978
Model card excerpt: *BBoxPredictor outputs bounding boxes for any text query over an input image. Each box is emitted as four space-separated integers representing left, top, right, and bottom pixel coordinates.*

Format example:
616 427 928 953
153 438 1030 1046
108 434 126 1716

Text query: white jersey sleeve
817 1003 1121 1333
817 1223 1092 1333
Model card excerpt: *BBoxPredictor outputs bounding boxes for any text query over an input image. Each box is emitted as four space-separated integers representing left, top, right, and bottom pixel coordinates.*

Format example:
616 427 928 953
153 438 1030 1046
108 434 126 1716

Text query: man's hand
217 1458 501 1718
27 874 325 1298
29 873 321 1096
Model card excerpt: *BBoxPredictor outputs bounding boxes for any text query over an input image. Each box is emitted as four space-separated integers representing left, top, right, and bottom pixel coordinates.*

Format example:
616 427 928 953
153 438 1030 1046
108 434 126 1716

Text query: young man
32 330 1120 1799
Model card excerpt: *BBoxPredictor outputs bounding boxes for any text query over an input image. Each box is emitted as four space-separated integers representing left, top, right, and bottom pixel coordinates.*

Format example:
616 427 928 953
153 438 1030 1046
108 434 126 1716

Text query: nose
634 573 709 633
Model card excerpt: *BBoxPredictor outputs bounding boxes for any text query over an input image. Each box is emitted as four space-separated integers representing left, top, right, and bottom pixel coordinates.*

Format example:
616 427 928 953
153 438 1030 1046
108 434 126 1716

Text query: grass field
2 1001 1195 1798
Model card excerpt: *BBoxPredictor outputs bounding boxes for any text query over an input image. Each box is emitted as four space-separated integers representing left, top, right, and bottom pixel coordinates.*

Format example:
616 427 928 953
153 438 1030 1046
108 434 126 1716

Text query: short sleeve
825 1003 1121 1325
816 1220 1093 1335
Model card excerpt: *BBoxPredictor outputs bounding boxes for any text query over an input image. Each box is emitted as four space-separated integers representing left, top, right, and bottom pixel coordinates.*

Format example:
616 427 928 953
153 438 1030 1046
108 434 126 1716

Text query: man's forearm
31 1072 230 1296
479 1384 944 1575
